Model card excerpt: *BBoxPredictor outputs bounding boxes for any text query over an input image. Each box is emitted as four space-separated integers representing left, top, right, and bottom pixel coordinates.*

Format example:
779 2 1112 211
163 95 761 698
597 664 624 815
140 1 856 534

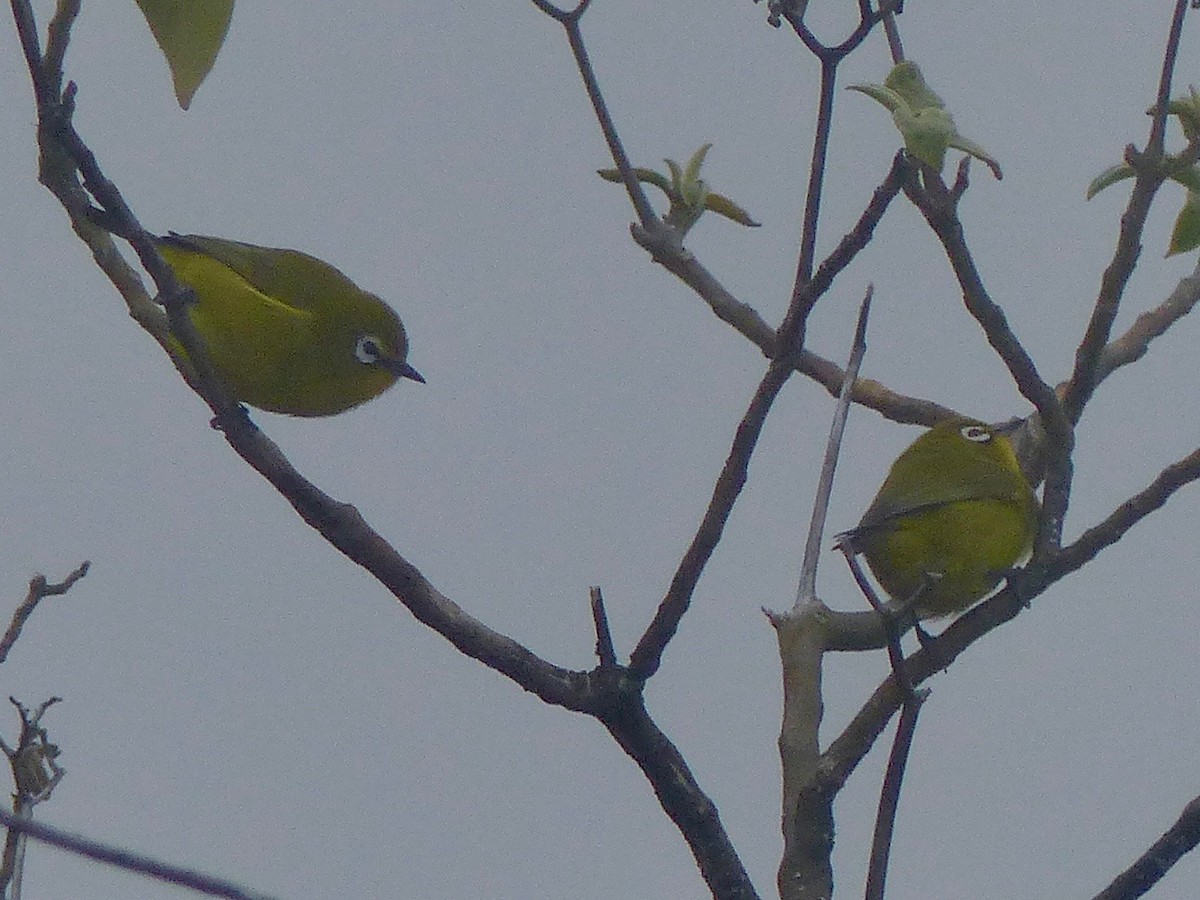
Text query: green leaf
598 167 673 196
1086 164 1136 200
1167 190 1200 256
884 60 945 111
705 192 761 227
597 144 759 236
1159 85 1200 141
135 0 235 109
1167 165 1200 193
846 82 905 114
850 61 999 179
682 143 712 187
946 133 1003 180
892 105 954 172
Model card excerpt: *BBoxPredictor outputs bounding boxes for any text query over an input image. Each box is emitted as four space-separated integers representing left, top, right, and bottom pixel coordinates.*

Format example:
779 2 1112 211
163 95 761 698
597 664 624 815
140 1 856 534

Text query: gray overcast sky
3 1 1200 898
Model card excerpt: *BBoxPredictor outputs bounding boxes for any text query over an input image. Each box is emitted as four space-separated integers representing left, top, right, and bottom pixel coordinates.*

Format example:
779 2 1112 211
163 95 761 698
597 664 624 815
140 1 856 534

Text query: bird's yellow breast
859 495 1036 618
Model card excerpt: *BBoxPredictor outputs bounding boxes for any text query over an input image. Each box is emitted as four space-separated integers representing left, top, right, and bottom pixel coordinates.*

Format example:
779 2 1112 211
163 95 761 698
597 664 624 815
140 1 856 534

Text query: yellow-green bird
836 419 1040 619
156 233 423 417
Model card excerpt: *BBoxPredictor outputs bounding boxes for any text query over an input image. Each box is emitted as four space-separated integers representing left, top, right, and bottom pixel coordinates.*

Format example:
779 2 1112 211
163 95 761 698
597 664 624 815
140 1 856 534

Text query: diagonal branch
1048 446 1200 582
901 169 1063 430
12 0 592 716
529 0 655 228
0 806 274 900
779 152 908 350
600 689 763 900
627 157 912 680
635 153 950 426
629 361 792 679
1063 0 1191 423
220 418 593 708
0 563 90 665
1092 795 1200 900
902 164 1075 555
1092 258 1200 385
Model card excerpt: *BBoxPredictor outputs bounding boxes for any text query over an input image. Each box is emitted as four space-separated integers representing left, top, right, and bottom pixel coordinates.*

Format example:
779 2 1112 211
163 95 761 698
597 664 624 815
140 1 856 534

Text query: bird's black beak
380 358 425 383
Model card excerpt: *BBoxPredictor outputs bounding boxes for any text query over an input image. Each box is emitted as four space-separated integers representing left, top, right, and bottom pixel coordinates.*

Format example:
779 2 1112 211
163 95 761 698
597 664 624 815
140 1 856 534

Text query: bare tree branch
796 287 873 606
901 170 1064 432
902 165 1076 556
1092 795 1200 900
864 688 926 900
1049 446 1200 582
589 586 617 668
1064 0 1191 422
634 152 954 427
630 361 791 679
1094 258 1200 384
0 805 275 900
0 562 89 665
14 4 763 896
599 690 762 900
529 0 655 228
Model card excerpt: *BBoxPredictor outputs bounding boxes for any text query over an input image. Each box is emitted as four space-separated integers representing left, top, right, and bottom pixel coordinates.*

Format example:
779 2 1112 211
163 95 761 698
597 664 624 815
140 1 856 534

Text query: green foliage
1168 190 1200 256
849 60 1001 179
134 0 235 109
598 144 760 235
1088 85 1200 255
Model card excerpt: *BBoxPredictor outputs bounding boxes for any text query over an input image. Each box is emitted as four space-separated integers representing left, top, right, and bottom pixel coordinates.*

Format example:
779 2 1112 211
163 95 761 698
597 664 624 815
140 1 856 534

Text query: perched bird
836 419 1040 619
156 233 423 416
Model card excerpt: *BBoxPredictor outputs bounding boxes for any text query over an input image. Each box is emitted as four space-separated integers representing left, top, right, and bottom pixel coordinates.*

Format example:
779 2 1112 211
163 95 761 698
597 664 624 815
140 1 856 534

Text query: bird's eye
355 335 383 365
960 424 992 443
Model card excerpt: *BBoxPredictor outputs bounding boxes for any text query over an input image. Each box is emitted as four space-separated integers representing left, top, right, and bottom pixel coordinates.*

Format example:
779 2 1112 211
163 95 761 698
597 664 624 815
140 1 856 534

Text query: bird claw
209 404 251 432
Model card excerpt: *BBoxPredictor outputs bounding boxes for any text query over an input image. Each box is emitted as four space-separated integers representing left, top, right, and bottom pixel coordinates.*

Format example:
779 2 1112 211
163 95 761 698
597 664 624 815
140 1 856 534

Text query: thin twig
840 551 912 687
796 287 872 605
880 6 904 63
0 562 89 665
792 57 839 291
863 688 926 900
901 167 1076 557
783 0 898 59
1093 258 1200 384
779 153 908 351
529 0 656 228
630 362 792 679
0 806 275 900
527 0 592 23
901 174 1063 430
1048 446 1200 582
589 586 617 668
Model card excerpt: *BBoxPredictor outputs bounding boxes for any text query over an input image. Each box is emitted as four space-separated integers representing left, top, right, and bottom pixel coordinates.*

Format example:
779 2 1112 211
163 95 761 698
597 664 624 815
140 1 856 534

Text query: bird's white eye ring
355 335 383 365
960 424 992 443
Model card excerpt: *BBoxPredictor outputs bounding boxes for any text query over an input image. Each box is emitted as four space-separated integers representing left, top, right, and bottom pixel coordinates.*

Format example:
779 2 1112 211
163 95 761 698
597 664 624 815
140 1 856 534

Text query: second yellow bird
156 233 423 417
837 419 1040 619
